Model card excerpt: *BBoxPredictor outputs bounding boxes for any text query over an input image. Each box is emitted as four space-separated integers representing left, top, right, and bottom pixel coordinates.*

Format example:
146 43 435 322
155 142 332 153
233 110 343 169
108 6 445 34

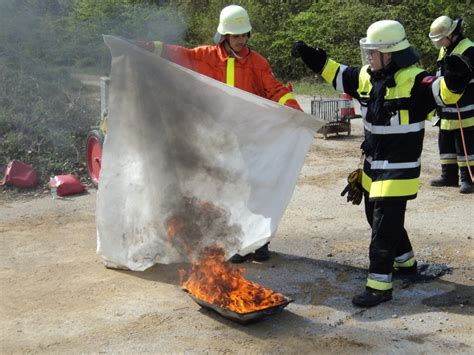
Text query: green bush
0 62 98 185
0 0 472 190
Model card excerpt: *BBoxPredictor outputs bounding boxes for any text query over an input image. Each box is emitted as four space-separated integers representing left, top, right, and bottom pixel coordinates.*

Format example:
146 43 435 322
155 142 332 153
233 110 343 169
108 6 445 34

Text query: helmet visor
360 47 384 67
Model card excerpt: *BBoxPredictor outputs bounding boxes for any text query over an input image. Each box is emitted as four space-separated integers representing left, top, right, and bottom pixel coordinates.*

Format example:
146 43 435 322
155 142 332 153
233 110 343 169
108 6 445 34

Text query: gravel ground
1 95 473 353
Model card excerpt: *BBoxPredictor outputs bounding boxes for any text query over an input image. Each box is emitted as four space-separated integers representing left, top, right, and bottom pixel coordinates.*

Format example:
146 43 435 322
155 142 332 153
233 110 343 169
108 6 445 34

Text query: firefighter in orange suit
137 5 301 263
137 5 301 112
292 20 471 307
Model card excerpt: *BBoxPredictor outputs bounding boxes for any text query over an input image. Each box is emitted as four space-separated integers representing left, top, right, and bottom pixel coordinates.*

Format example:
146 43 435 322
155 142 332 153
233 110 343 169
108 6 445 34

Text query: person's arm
411 54 471 119
291 41 360 99
320 59 361 100
134 39 202 70
260 64 302 111
153 41 210 71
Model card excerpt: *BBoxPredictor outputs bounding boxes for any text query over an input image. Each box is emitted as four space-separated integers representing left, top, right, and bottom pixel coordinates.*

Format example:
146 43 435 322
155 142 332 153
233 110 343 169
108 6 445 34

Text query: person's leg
254 242 270 261
230 238 272 263
229 253 246 263
431 129 459 187
353 199 407 307
455 128 474 194
364 191 374 228
393 216 417 277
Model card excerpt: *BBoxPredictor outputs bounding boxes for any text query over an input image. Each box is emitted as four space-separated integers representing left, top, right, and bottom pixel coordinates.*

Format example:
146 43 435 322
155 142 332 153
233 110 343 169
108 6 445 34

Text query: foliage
0 0 473 189
292 78 338 97
0 0 97 185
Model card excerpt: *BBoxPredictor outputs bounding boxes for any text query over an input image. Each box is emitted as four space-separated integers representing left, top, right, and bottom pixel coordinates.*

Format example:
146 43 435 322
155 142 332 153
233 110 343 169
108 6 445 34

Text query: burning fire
181 246 286 314
166 197 285 314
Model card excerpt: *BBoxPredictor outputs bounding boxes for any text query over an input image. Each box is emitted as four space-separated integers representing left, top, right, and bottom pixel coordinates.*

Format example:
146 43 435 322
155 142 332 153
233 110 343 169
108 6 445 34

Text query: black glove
444 54 472 93
290 41 306 58
341 169 363 205
291 41 327 74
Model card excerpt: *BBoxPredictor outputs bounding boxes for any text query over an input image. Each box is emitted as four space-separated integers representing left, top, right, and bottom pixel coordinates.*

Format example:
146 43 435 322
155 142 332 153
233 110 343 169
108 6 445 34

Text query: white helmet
360 20 411 53
429 16 458 41
214 5 252 44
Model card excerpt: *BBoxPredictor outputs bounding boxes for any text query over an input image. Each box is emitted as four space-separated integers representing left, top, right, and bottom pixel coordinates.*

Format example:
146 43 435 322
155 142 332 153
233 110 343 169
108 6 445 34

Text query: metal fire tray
183 289 292 325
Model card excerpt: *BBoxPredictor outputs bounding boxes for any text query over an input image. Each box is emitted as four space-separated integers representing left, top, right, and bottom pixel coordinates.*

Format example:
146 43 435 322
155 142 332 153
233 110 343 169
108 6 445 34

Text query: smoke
0 0 188 179
164 196 242 262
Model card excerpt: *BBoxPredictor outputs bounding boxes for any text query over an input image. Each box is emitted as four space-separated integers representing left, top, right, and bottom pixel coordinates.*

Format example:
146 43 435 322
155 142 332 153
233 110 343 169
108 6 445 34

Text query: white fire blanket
96 35 324 271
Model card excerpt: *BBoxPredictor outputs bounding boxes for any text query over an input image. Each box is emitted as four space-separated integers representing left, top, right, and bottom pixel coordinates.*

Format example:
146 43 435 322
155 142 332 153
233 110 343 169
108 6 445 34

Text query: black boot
393 261 417 280
229 254 246 263
352 287 392 308
430 165 458 187
254 242 270 261
459 168 474 194
430 177 459 187
460 181 474 194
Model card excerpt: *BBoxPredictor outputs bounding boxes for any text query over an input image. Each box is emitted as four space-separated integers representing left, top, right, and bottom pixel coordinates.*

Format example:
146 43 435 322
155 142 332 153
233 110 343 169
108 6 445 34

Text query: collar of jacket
446 34 465 54
368 62 399 87
216 44 251 62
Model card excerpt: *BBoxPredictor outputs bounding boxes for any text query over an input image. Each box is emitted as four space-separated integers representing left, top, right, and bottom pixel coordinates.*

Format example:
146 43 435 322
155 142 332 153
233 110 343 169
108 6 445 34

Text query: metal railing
311 97 353 122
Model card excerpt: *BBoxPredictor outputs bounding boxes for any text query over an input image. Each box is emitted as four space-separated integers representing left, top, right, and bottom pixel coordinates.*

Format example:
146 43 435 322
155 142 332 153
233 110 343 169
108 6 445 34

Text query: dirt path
1 99 473 353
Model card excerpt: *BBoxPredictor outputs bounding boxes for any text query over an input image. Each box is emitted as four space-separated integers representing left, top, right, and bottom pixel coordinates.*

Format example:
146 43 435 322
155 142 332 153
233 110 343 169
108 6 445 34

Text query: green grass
291 77 339 98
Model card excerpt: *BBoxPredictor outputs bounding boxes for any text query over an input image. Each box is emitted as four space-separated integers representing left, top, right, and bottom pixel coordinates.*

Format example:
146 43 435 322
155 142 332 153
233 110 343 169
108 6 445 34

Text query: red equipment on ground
48 175 86 197
0 160 38 188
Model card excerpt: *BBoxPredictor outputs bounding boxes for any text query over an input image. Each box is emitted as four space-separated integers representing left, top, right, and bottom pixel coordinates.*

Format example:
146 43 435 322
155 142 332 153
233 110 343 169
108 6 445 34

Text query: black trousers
364 194 413 275
438 127 474 183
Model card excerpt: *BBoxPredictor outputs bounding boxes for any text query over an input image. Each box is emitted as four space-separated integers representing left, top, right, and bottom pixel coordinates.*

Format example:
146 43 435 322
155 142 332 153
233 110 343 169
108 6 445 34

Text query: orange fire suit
155 43 301 111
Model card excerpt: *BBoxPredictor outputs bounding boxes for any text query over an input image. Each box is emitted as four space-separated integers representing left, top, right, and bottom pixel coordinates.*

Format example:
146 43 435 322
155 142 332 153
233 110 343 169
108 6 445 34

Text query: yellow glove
341 169 363 205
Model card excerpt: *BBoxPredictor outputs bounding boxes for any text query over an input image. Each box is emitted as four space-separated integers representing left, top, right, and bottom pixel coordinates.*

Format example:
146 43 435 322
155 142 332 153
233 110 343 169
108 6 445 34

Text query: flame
181 246 286 314
165 197 285 314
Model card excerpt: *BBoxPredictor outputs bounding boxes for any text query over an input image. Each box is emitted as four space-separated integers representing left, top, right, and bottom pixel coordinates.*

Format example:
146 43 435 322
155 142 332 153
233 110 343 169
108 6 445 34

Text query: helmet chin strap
371 52 387 72
376 52 393 72
447 34 456 46
224 39 246 59
381 52 389 71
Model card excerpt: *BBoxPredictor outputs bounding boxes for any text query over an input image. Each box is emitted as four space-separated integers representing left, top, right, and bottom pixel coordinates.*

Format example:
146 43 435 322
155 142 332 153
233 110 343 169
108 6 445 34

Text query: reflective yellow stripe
437 47 447 61
440 78 462 105
386 65 424 99
358 65 372 95
278 92 295 105
321 58 340 83
441 116 474 130
370 177 419 198
367 279 393 291
226 58 235 87
458 160 474 167
426 109 435 122
393 257 416 268
153 41 163 55
400 110 409 125
440 159 457 165
361 170 372 192
451 38 474 55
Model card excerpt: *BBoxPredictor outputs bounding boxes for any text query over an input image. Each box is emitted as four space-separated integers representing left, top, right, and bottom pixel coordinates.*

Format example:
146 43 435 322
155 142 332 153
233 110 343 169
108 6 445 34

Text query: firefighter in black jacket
429 16 474 194
292 20 471 307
